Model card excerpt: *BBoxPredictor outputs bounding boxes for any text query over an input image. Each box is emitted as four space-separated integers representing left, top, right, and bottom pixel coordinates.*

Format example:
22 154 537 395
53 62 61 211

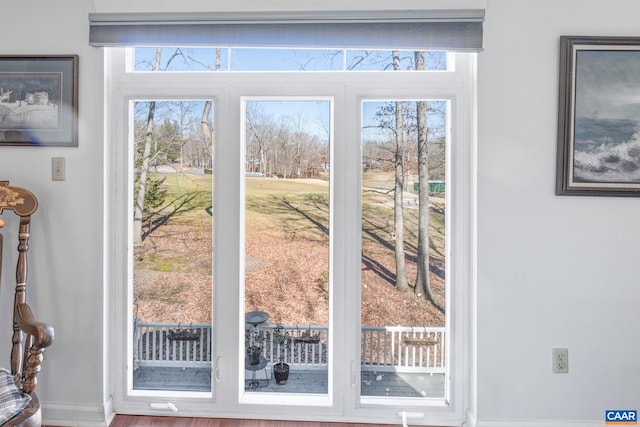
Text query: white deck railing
361 326 445 373
133 320 213 368
133 320 445 373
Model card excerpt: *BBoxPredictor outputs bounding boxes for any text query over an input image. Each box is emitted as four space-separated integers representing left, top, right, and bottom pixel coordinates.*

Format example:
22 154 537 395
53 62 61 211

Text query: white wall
477 0 640 425
0 0 638 425
0 0 108 424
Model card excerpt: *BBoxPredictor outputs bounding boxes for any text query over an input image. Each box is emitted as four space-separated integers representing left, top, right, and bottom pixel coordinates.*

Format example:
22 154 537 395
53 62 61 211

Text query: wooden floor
108 415 410 427
133 367 445 398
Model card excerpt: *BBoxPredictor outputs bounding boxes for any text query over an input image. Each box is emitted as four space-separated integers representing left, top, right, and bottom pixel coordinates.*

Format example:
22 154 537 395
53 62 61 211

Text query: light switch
52 157 65 181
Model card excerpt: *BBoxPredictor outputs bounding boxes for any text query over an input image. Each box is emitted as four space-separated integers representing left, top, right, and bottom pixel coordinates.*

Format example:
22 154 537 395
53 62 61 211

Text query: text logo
606 410 637 425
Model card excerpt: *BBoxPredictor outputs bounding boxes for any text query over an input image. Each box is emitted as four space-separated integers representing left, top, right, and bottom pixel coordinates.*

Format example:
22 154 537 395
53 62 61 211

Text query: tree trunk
133 48 161 246
133 101 156 246
392 51 409 291
414 51 435 303
201 101 212 153
200 48 220 169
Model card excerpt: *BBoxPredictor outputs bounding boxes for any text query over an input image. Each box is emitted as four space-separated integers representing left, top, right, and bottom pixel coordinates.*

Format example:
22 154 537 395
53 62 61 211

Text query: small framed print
0 55 78 147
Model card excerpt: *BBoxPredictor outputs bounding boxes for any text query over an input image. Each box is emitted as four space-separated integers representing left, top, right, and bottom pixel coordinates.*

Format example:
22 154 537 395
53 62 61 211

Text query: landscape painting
0 56 77 147
557 36 640 196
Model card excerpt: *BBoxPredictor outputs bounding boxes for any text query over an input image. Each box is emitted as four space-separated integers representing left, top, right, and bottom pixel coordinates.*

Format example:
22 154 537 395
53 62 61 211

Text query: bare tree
134 48 213 245
200 101 213 166
133 48 161 246
246 104 275 174
414 51 436 304
198 48 220 171
273 119 291 177
392 51 409 291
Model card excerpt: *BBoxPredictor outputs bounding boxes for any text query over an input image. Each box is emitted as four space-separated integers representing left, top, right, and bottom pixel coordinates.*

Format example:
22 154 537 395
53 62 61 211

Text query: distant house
25 91 49 105
0 87 16 103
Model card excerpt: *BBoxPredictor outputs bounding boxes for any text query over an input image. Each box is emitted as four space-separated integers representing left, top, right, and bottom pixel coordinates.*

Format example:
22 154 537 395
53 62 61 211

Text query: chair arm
14 303 54 394
15 304 54 350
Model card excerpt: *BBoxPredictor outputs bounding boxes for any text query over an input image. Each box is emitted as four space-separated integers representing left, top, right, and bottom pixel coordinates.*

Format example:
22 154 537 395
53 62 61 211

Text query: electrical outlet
553 348 568 373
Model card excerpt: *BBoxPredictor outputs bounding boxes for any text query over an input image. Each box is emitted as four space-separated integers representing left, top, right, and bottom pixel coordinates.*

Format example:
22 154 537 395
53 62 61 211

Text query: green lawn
145 172 444 265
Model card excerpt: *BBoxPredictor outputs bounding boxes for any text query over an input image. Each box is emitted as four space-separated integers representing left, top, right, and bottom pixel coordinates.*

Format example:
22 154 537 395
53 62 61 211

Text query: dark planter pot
273 362 289 385
247 351 261 366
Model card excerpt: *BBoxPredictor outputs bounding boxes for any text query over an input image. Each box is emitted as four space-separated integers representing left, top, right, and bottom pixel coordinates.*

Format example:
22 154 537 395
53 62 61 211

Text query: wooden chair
0 181 54 427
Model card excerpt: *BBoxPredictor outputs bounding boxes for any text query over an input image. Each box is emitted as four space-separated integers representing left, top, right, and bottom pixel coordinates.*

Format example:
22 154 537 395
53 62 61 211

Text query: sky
575 48 640 120
133 47 448 143
134 47 447 72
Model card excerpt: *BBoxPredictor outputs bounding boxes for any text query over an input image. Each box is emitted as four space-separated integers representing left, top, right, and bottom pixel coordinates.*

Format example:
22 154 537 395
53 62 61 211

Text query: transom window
132 47 450 72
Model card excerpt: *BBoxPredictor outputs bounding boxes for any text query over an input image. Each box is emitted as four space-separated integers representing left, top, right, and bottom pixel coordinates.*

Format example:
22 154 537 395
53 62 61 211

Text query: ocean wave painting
562 41 640 192
573 117 640 183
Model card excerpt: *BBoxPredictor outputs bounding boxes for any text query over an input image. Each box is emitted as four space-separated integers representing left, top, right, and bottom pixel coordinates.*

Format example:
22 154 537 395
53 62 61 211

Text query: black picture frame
557 36 640 196
0 55 78 147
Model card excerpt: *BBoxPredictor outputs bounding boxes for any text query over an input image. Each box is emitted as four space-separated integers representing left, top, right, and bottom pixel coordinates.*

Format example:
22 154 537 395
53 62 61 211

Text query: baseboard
465 410 477 427
42 399 114 427
103 396 116 426
475 420 601 427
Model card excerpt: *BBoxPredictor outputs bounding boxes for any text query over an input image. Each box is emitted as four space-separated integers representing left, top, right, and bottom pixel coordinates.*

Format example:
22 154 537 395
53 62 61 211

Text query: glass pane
231 48 342 71
361 99 447 400
134 47 229 71
133 47 447 72
131 100 214 392
243 99 331 394
346 50 447 71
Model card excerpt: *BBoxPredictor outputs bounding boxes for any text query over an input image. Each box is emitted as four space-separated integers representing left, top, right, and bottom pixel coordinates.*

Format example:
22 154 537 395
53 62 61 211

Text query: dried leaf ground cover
134 175 445 328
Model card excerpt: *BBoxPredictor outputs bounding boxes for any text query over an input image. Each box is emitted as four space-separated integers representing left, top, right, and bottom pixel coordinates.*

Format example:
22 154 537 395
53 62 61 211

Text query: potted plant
245 328 265 365
272 325 291 384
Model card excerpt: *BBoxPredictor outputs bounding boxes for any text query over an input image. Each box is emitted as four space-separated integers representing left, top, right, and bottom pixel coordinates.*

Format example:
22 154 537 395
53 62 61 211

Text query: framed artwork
0 55 78 147
557 36 640 196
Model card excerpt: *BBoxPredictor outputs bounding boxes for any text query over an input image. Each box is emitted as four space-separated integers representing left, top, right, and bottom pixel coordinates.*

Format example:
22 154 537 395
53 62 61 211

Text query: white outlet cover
553 348 568 373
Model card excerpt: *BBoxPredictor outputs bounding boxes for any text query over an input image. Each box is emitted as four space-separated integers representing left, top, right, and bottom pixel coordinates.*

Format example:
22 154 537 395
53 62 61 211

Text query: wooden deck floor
134 366 212 392
133 367 445 398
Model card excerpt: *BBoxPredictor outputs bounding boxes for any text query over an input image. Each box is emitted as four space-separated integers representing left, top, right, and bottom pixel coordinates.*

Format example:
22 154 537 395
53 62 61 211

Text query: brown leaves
134 223 444 328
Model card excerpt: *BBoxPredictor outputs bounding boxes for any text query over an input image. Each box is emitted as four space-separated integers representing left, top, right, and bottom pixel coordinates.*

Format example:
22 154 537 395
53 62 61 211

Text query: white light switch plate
52 157 65 181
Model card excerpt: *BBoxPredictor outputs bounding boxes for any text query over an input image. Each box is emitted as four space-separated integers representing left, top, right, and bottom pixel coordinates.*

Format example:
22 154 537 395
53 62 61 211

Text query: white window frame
106 47 475 426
